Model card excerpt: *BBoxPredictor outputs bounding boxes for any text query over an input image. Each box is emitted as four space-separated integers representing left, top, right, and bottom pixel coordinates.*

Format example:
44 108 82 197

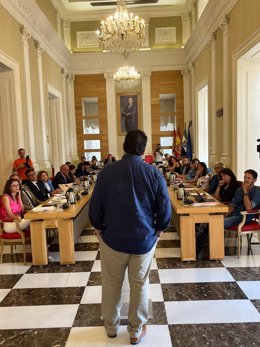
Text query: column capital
141 70 151 81
181 67 190 79
208 32 216 45
67 73 75 84
188 63 195 74
61 68 68 80
104 72 114 81
181 14 190 22
220 15 229 32
64 21 71 29
21 26 31 45
35 41 44 54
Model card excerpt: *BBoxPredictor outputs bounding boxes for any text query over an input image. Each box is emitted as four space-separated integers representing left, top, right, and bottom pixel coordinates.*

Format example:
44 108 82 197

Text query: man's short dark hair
25 168 35 177
18 148 25 153
244 169 258 180
83 161 91 166
123 130 147 156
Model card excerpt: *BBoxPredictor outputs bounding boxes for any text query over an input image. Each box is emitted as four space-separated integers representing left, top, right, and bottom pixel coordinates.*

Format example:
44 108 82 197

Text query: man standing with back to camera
89 130 171 345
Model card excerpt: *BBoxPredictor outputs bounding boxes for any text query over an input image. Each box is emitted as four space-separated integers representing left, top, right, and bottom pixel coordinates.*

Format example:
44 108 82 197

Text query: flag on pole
174 128 182 159
172 127 177 155
181 123 188 156
186 124 192 160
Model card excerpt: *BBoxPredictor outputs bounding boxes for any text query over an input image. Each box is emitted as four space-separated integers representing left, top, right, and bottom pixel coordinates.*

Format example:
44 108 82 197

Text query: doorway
237 43 260 183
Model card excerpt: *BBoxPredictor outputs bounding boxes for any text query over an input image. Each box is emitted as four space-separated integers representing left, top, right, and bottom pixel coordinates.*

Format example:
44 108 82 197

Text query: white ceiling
51 0 193 21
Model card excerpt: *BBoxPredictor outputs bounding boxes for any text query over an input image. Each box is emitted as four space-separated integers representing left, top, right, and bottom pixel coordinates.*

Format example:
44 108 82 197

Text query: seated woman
0 178 30 233
37 170 61 196
167 156 182 174
104 154 116 165
185 162 210 190
213 168 240 203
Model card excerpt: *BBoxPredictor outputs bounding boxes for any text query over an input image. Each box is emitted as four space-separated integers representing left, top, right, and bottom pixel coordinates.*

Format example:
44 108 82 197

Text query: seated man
180 156 191 175
224 169 260 228
52 164 73 189
176 158 199 180
75 161 92 179
207 162 224 194
9 174 40 211
24 168 49 202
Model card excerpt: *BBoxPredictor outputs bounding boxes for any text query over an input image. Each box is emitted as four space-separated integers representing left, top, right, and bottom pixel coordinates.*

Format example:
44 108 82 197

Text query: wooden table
25 192 92 265
168 187 229 261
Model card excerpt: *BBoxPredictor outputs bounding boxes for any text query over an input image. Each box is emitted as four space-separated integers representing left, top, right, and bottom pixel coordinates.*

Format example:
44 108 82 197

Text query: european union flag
186 125 192 160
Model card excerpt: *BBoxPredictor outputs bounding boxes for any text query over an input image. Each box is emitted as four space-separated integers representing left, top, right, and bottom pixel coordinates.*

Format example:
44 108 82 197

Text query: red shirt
13 157 33 180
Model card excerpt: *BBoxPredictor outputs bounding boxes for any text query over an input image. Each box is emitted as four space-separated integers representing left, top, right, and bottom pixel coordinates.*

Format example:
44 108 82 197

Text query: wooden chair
0 218 30 264
225 209 260 257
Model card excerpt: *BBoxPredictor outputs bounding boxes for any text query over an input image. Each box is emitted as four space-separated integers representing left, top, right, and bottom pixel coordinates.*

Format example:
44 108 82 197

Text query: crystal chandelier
114 65 141 89
97 0 145 57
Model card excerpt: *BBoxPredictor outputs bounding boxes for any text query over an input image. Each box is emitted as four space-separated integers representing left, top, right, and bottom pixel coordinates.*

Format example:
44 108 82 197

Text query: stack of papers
32 206 56 212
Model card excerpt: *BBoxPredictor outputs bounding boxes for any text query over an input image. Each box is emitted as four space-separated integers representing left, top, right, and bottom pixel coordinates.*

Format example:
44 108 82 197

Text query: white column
62 69 70 161
191 0 197 30
141 70 152 154
57 14 61 38
189 63 196 157
220 16 230 165
181 14 191 45
181 67 191 127
104 73 118 157
209 32 217 164
36 41 50 168
64 21 71 51
67 73 78 161
21 27 36 165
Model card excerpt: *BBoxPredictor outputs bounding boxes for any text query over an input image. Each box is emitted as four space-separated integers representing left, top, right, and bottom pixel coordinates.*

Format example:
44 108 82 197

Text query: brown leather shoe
130 325 147 345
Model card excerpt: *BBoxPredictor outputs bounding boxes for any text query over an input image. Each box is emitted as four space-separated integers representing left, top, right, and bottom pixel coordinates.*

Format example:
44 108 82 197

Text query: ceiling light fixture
96 0 145 57
113 65 140 89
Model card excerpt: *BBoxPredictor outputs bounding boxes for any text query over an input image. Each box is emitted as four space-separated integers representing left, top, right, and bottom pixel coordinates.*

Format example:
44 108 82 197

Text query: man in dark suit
24 168 49 202
121 97 137 133
52 164 73 189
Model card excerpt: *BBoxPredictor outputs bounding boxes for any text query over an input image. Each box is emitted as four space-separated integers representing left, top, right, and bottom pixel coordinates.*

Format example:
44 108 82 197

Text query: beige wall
149 17 182 49
71 21 101 53
36 0 57 32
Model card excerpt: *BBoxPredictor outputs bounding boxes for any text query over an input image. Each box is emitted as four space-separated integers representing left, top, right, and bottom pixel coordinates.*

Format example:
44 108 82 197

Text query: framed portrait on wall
116 93 141 135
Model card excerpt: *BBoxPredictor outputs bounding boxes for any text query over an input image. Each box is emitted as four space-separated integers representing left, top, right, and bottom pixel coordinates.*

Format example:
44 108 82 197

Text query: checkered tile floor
0 227 260 346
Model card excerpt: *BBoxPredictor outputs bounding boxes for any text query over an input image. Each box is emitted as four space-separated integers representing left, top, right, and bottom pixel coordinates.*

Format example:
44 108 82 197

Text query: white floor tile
0 263 31 274
237 281 260 299
160 233 178 240
91 260 101 272
151 258 158 270
75 251 98 261
78 235 99 243
158 268 234 283
0 305 79 329
0 289 10 303
81 286 102 304
165 300 260 324
13 272 90 288
155 247 180 258
66 325 172 347
148 284 164 301
221 255 260 267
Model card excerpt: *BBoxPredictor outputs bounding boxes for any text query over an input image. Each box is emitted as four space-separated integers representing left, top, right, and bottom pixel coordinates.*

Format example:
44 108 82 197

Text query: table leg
30 221 48 265
57 219 75 265
208 215 224 260
180 216 196 261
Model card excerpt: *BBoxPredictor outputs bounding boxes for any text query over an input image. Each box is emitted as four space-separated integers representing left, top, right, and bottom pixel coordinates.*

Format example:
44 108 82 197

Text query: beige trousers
99 239 156 338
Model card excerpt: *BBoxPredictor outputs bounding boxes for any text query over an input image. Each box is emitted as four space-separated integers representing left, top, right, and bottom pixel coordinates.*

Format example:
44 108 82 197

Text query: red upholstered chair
0 218 30 264
225 209 260 257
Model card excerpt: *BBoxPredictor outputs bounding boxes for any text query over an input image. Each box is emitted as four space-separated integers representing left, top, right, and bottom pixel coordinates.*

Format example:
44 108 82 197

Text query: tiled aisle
0 228 260 346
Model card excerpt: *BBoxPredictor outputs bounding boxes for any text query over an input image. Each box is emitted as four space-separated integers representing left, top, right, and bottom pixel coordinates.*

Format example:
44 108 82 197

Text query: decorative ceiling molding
70 49 186 74
184 0 239 64
51 0 193 21
0 0 71 70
